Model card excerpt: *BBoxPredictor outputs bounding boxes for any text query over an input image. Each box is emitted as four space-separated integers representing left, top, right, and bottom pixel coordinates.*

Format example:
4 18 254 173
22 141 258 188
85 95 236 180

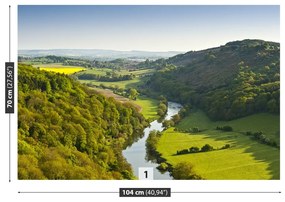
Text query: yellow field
32 64 85 75
40 67 85 75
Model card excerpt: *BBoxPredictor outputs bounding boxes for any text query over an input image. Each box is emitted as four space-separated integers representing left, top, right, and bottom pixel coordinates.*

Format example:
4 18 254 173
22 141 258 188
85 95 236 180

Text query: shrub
177 149 189 155
157 162 168 171
201 144 214 152
216 126 222 130
222 126 233 131
189 146 200 153
270 141 278 147
221 144 231 149
191 127 200 133
245 131 252 136
162 120 175 129
216 125 233 132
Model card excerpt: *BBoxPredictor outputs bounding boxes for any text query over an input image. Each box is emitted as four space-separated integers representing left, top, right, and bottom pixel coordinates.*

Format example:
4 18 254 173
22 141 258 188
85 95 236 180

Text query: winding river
123 102 182 180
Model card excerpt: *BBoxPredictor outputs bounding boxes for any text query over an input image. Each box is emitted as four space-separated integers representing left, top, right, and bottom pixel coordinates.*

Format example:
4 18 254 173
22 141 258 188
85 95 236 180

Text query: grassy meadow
157 110 280 179
80 78 142 89
178 110 280 143
133 96 159 121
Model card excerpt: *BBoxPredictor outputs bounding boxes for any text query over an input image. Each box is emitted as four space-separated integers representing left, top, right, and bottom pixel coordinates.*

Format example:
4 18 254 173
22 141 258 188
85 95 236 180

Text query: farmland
76 68 154 76
33 63 86 75
80 78 142 89
77 68 153 89
156 110 280 179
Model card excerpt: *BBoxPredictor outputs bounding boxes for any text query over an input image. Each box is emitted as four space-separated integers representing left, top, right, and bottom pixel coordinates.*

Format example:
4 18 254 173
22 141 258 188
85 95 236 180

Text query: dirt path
93 88 143 112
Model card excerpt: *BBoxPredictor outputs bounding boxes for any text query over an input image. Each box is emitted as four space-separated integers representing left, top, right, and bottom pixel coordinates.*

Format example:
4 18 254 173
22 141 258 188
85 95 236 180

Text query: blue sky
18 5 280 51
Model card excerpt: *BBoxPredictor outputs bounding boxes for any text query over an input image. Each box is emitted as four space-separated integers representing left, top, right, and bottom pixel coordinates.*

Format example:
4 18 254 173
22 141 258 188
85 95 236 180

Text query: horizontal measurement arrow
19 191 119 194
172 191 281 194
19 191 281 194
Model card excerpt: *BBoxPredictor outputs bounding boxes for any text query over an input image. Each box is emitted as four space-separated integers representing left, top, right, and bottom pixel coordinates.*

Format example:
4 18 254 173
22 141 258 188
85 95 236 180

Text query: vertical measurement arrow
6 5 14 182
9 4 11 183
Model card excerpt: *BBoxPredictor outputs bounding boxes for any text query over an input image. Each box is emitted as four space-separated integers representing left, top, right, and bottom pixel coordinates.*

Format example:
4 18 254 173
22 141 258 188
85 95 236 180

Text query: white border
0 0 284 201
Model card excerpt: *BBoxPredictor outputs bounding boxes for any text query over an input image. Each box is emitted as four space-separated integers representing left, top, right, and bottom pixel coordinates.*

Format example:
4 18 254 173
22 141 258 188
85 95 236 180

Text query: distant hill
146 39 280 120
18 49 183 60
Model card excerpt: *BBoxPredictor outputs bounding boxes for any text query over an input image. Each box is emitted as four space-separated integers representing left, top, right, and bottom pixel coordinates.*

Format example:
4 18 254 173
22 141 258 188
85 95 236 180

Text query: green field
78 68 153 89
76 68 154 76
79 78 144 89
178 110 280 143
33 64 86 75
33 63 66 67
76 68 113 76
133 96 159 121
157 111 280 179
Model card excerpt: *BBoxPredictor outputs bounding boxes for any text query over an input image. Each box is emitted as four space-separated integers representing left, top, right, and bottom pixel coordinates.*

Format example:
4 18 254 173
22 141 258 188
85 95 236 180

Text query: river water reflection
122 102 182 179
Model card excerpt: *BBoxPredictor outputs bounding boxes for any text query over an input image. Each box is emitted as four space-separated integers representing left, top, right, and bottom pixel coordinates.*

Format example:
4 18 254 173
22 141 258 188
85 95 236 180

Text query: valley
18 39 280 180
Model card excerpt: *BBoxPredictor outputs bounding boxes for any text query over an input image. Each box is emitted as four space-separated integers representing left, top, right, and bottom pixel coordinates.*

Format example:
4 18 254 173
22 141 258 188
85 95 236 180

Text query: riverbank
123 102 182 179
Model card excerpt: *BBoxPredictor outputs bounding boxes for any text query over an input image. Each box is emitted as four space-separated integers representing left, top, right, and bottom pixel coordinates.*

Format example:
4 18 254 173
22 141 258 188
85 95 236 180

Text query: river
122 102 182 180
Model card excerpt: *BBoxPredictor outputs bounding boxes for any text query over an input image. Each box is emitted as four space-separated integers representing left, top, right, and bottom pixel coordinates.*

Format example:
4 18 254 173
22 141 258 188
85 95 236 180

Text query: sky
18 5 280 52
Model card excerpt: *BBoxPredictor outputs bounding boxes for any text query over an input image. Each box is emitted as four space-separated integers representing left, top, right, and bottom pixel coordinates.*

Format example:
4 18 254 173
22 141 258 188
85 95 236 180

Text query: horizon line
18 39 280 53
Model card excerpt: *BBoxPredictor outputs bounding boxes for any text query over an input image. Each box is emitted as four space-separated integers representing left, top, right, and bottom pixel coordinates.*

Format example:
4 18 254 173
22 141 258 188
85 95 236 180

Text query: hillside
146 39 280 120
18 64 147 179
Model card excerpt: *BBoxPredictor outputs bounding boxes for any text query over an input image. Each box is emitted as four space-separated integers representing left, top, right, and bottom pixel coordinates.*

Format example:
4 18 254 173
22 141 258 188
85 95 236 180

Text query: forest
18 63 148 179
146 40 280 120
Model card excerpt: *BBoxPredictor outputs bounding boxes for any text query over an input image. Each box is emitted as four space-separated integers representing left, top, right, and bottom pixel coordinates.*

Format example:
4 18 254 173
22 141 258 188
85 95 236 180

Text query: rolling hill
146 39 280 120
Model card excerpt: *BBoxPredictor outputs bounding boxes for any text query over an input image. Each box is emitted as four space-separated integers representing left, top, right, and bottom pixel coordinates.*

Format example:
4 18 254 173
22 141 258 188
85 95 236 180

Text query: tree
158 95 167 105
172 162 202 179
129 88 139 100
157 102 167 117
158 103 167 112
157 109 164 117
171 114 181 124
162 120 174 129
267 99 278 113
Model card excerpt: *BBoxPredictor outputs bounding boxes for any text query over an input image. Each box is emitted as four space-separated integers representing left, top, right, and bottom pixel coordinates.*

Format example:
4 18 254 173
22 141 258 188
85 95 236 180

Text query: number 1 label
139 167 153 180
144 170 148 178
